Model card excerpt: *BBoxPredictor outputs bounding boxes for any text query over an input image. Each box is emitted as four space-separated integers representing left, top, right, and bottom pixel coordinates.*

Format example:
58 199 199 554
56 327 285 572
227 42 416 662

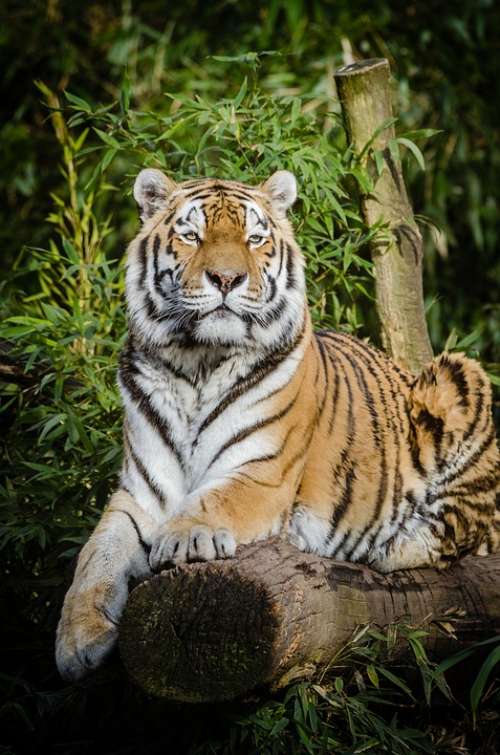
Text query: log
334 58 433 373
119 539 500 703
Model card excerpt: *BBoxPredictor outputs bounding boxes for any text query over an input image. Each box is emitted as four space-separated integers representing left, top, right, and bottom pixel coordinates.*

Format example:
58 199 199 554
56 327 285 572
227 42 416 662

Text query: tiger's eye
182 231 198 242
248 234 264 245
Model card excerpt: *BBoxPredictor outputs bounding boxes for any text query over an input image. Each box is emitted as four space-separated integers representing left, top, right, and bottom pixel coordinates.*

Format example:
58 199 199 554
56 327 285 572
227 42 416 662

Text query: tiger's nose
206 270 248 295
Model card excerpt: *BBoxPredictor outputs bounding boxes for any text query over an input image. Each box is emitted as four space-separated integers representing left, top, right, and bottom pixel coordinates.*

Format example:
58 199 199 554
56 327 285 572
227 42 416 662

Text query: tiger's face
126 169 306 350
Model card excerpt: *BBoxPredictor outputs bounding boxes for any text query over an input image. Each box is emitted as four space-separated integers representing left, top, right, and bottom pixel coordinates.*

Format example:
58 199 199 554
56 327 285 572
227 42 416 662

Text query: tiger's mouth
197 303 236 319
210 304 233 317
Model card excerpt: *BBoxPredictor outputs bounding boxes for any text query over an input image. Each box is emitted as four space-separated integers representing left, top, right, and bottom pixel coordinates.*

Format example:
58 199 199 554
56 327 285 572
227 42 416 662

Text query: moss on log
119 540 500 702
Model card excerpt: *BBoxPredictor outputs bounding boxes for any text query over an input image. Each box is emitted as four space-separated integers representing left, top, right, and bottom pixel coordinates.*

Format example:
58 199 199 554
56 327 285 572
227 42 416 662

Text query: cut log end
119 562 278 702
335 58 389 77
119 540 500 703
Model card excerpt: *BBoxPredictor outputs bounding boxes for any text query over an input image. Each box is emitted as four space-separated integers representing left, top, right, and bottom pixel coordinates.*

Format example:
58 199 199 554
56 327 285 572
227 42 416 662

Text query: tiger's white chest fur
119 341 302 522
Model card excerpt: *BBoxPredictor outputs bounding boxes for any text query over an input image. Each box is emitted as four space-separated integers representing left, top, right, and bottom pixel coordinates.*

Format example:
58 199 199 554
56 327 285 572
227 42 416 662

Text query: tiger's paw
149 520 236 570
55 577 127 681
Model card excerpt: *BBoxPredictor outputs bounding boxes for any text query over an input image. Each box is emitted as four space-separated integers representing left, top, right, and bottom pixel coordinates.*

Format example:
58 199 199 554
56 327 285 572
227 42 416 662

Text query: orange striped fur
56 169 499 680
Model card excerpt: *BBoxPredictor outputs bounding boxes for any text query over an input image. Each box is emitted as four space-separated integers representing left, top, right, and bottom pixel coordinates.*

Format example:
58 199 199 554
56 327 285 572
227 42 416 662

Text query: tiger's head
126 169 306 350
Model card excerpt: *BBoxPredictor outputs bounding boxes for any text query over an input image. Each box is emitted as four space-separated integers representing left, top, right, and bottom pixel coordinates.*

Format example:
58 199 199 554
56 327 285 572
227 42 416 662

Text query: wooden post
119 540 500 702
334 58 433 373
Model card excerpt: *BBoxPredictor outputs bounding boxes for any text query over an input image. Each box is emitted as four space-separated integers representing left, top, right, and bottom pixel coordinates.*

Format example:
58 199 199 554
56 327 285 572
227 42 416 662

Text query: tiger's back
293 331 500 571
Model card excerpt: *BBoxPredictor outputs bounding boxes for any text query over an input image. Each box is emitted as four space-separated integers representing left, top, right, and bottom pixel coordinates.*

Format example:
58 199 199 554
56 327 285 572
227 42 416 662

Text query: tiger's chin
192 310 249 346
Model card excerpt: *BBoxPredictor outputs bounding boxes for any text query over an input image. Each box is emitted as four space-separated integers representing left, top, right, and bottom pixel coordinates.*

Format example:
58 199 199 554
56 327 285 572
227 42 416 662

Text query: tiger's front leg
149 475 292 570
56 489 157 680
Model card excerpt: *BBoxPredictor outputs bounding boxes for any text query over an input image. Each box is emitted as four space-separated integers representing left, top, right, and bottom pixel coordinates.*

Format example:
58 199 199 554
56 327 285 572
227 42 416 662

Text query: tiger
55 167 500 681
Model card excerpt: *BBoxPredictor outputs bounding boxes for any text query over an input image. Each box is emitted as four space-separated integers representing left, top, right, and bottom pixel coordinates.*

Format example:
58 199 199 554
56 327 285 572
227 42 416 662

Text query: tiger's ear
133 168 177 222
262 170 297 217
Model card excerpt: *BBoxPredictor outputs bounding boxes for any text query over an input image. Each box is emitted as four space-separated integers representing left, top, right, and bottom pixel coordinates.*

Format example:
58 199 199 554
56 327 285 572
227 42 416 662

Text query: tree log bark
119 540 500 703
334 58 433 373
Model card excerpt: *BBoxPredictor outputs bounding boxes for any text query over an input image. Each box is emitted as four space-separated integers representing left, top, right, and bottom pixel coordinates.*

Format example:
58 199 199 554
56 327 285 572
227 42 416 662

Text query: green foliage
223 624 448 755
435 635 500 727
193 623 499 754
1 104 124 574
212 627 499 754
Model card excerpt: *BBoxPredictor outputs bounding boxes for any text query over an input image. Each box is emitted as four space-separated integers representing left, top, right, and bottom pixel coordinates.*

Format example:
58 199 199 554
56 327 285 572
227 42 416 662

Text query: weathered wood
119 539 500 702
334 58 433 373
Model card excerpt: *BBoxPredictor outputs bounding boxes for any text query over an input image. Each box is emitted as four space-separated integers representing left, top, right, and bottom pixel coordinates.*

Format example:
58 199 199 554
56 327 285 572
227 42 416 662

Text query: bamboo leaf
470 645 500 717
397 137 426 171
64 91 92 113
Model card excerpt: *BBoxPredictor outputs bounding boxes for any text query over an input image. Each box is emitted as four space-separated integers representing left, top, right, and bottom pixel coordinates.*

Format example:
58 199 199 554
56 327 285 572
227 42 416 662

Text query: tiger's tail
411 351 500 555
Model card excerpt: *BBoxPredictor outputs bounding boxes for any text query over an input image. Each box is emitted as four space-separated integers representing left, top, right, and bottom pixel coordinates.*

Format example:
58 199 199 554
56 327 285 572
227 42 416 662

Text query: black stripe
442 504 472 543
223 190 256 203
321 355 356 540
195 320 306 440
266 240 277 259
317 335 345 436
254 297 287 326
450 473 499 497
179 179 205 188
237 472 284 490
163 209 176 226
444 496 494 516
159 357 197 387
321 331 407 539
329 465 357 532
330 529 352 559
327 366 341 435
131 340 198 388
277 239 285 278
314 335 330 422
265 274 277 303
443 356 469 408
463 373 486 442
152 234 163 295
285 243 296 288
119 351 184 469
125 433 168 508
409 420 427 477
238 423 308 491
144 291 161 320
206 387 301 471
331 346 389 559
324 332 397 431
251 373 295 408
335 345 383 448
282 418 316 479
438 425 496 489
345 337 406 527
327 331 408 437
236 423 298 472
414 408 444 463
322 330 413 388
138 236 149 288
113 508 150 553
180 189 217 200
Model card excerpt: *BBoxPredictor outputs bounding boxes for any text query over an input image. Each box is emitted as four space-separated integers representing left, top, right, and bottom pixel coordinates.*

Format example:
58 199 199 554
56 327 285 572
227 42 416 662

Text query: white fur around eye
180 231 199 246
247 234 266 248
